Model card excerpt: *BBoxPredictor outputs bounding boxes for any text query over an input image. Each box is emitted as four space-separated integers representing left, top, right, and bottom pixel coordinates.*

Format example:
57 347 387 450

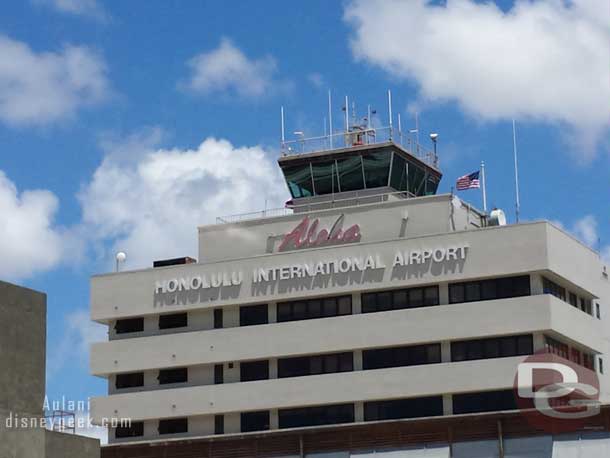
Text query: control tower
278 97 441 212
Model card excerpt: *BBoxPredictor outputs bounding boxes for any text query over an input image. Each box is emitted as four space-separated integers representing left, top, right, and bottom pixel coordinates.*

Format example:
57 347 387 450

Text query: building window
278 403 355 429
599 358 604 374
214 364 224 384
596 303 601 319
115 372 144 389
449 275 530 304
278 352 353 378
115 422 144 439
240 304 268 326
453 390 517 415
214 309 223 329
362 286 439 313
542 277 566 302
240 360 269 382
159 313 188 330
114 318 144 334
583 353 595 371
363 344 441 370
451 335 533 362
364 396 444 421
571 348 582 366
157 368 188 385
158 418 188 435
277 295 351 323
581 298 593 315
241 411 270 432
214 415 224 434
545 336 569 359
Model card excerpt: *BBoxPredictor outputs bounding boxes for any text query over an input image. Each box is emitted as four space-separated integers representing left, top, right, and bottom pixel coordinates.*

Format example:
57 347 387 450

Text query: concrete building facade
89 140 610 457
0 280 100 458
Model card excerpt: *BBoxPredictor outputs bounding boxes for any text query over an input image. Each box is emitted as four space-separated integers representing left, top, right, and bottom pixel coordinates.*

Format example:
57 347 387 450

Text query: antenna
398 113 402 140
115 251 126 273
387 90 393 139
328 90 333 149
280 106 285 144
512 119 521 223
344 95 349 132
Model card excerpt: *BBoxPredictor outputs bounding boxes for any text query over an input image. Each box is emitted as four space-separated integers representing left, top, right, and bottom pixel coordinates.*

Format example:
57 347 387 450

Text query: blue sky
1 0 608 441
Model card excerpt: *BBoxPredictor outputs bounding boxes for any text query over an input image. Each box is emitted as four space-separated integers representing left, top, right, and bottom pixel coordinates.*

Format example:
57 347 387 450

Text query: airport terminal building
90 131 610 457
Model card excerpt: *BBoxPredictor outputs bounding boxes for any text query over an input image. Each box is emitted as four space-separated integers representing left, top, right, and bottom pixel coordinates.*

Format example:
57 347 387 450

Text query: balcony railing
280 126 438 168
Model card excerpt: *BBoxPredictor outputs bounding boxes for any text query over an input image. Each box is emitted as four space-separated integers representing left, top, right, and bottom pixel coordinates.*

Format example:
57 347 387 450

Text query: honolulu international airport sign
154 244 469 294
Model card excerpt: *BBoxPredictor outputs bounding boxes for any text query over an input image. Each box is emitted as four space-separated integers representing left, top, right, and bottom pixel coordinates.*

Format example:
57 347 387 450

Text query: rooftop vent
153 257 197 268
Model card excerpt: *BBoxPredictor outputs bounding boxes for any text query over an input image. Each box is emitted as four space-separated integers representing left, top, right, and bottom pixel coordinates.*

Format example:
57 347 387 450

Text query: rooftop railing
280 126 438 168
215 190 418 224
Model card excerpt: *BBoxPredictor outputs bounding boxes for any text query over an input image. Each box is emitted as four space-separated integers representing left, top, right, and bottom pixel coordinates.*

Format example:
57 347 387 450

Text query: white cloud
572 214 599 247
0 171 65 280
0 35 109 126
32 0 107 20
183 38 282 98
78 131 288 269
48 309 106 378
345 0 610 155
307 72 325 89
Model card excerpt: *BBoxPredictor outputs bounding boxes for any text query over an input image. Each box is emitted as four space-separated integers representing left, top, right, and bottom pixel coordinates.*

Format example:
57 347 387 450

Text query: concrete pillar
352 292 362 314
225 362 240 383
442 394 453 415
533 332 546 352
269 358 278 379
354 402 364 422
441 341 452 363
353 350 363 371
439 282 449 305
225 412 240 434
530 274 544 295
269 302 277 323
270 409 279 429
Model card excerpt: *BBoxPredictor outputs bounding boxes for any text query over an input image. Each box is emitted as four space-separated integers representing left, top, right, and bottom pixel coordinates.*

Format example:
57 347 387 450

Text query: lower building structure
89 140 610 457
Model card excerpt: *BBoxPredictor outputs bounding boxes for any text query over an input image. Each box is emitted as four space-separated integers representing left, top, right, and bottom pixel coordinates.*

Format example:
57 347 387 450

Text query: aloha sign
278 214 361 252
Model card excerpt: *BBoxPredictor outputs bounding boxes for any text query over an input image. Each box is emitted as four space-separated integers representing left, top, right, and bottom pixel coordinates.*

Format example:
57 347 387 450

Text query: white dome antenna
115 251 127 272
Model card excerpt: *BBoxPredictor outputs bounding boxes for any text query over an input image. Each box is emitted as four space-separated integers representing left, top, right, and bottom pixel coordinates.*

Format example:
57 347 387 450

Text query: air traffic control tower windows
280 145 441 200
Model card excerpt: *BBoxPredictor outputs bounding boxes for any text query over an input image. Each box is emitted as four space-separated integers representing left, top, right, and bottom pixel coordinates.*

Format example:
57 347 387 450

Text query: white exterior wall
89 195 610 442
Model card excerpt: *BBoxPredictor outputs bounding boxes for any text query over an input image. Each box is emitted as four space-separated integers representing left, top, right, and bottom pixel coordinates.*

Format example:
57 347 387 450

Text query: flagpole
512 119 521 223
481 161 487 214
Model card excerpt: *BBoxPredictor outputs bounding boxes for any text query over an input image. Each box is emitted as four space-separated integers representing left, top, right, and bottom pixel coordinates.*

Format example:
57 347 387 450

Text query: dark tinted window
312 160 339 195
157 368 188 385
362 286 439 314
336 156 365 192
214 364 223 384
240 360 269 382
451 335 533 362
158 418 188 435
277 296 351 322
214 415 224 434
363 344 441 370
453 390 517 414
283 164 314 198
542 277 566 301
240 304 268 326
115 318 144 334
159 313 187 330
364 396 443 421
214 309 223 329
362 150 391 188
278 352 353 378
241 411 270 432
115 422 144 438
449 276 530 304
115 372 144 389
279 403 354 429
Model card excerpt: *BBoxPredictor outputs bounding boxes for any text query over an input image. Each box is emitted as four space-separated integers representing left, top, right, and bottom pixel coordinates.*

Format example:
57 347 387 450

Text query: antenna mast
512 119 521 223
387 90 393 139
328 90 333 149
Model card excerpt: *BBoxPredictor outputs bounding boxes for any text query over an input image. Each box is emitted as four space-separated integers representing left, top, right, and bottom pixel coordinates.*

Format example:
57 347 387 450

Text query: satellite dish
488 208 507 226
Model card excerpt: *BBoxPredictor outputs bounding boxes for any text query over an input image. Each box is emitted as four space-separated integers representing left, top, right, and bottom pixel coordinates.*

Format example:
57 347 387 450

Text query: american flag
456 170 481 190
